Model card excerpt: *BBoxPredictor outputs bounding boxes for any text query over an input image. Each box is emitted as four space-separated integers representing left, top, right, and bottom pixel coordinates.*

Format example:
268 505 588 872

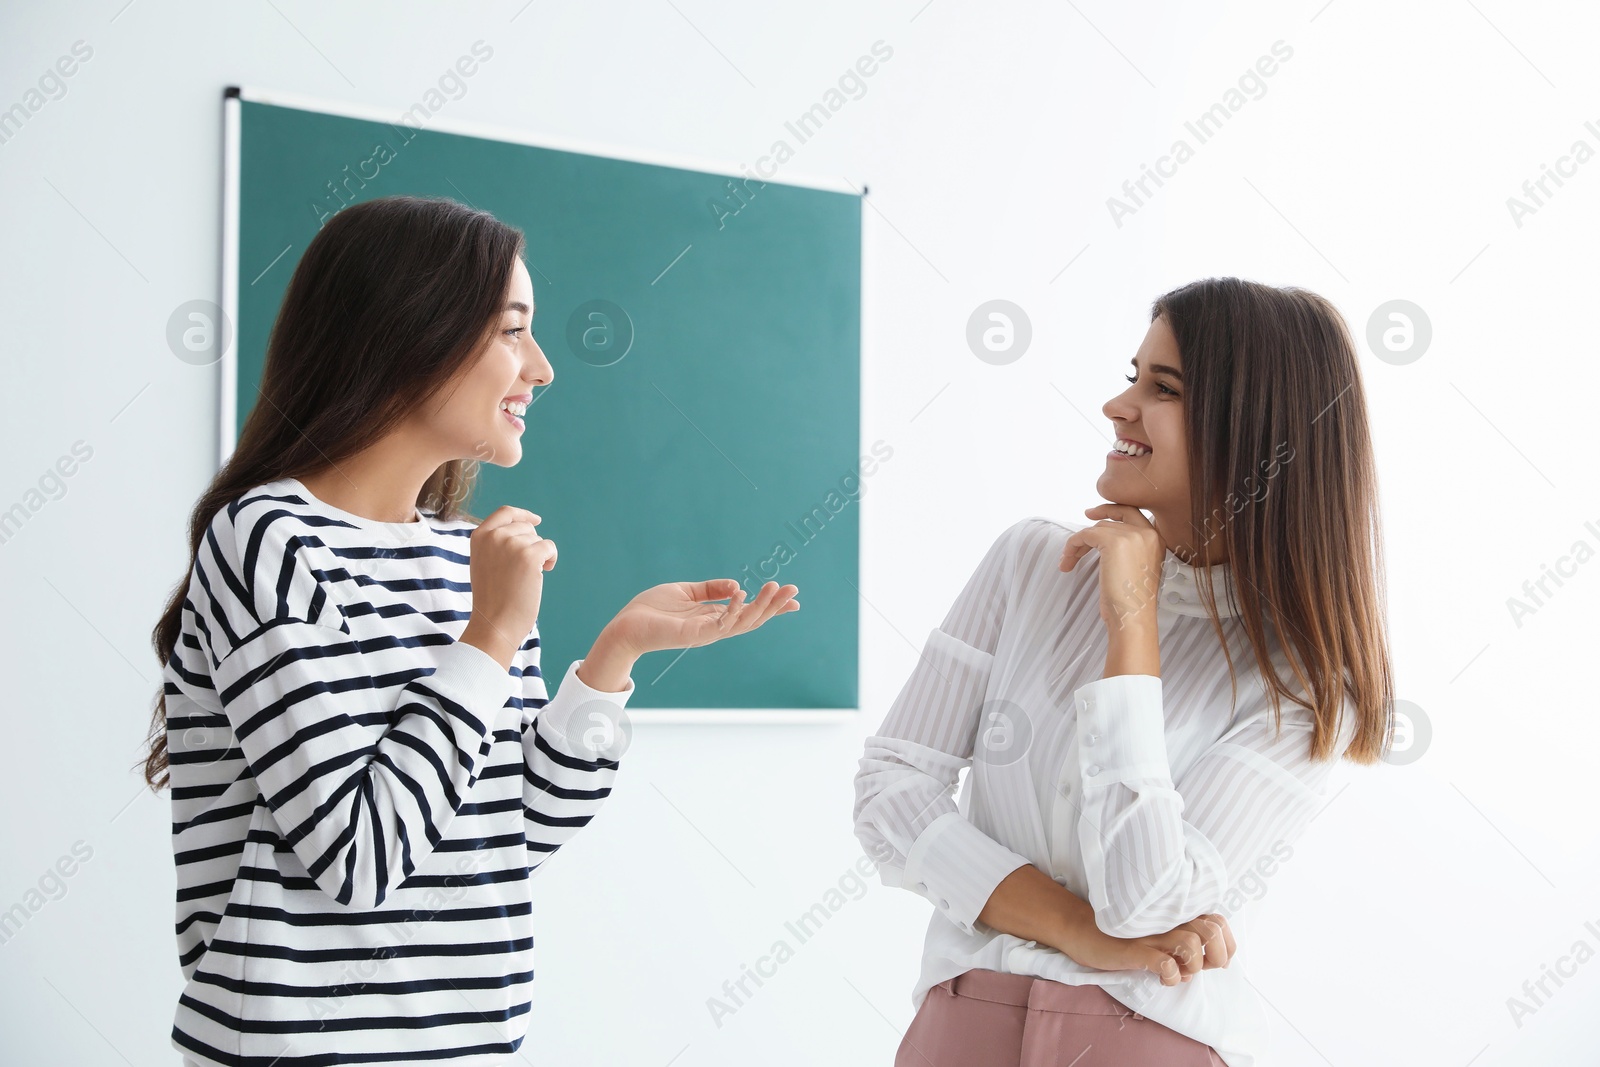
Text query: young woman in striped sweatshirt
854 278 1394 1066
143 195 798 1065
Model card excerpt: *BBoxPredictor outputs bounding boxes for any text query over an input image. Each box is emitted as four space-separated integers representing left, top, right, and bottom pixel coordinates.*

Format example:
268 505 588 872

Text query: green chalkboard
224 91 862 711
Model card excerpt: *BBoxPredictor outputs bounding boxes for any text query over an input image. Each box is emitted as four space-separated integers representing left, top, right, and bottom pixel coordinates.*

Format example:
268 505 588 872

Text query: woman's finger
490 522 555 568
1201 919 1228 968
732 581 780 634
719 587 748 635
1186 918 1228 969
477 505 542 532
748 584 797 630
1084 502 1153 529
1143 948 1182 987
1060 527 1099 572
685 578 741 603
1202 913 1237 959
1173 932 1205 978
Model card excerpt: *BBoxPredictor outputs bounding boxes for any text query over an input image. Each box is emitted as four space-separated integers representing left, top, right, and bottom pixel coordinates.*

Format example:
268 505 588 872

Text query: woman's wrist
1104 619 1161 677
459 621 518 670
576 625 638 693
979 865 1106 964
1046 888 1105 960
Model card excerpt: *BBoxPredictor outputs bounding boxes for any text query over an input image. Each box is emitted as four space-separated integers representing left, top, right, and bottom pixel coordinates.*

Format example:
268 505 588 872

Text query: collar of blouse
1158 549 1240 619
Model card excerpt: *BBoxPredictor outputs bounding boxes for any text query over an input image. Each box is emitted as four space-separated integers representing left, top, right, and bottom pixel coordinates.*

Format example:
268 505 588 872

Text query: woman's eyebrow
1130 356 1183 379
506 300 533 315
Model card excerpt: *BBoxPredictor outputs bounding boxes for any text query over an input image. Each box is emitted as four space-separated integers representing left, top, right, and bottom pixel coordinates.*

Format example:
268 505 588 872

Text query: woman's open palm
606 578 799 657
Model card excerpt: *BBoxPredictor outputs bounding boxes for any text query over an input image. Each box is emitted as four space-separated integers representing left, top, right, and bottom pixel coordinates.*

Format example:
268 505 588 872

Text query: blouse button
1084 733 1100 746
938 898 950 910
1085 764 1101 777
1165 591 1181 602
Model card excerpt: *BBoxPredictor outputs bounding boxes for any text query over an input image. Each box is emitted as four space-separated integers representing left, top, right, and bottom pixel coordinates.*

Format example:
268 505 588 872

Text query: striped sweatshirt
163 476 634 1066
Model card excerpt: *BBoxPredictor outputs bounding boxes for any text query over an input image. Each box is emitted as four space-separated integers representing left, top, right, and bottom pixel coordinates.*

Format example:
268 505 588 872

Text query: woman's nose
527 342 554 387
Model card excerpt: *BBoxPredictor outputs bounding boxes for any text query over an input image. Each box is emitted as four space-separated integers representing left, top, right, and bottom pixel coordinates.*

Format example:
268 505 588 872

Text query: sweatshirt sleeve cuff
1074 674 1172 786
534 658 636 763
902 810 1032 935
435 638 519 724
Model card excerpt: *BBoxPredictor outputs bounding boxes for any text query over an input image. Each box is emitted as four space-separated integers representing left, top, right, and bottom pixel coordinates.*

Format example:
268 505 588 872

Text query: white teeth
1114 439 1150 456
499 400 527 417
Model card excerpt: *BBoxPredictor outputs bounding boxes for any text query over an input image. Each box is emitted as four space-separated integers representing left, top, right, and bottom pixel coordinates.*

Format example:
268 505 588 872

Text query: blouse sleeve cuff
535 658 636 763
902 810 1032 935
1073 674 1173 786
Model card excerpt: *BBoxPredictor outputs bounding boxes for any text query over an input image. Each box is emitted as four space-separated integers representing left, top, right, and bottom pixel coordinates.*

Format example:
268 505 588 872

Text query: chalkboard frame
220 85 865 724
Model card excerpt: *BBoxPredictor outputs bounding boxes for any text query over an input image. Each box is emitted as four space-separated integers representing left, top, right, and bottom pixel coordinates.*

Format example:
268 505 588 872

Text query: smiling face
1096 314 1191 537
425 257 552 467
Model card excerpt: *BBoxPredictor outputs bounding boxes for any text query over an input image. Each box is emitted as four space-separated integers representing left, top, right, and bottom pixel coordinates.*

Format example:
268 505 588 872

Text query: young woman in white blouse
854 278 1394 1067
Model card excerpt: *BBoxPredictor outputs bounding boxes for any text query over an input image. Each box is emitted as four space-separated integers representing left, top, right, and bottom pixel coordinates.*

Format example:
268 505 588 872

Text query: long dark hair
139 195 525 791
1153 277 1394 765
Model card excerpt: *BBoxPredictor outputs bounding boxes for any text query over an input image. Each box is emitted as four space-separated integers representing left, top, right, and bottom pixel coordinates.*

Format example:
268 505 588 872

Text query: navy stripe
189 967 533 998
174 1026 523 1066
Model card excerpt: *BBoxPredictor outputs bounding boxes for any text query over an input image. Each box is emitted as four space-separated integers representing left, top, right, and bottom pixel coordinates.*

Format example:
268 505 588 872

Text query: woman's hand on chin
1061 502 1167 632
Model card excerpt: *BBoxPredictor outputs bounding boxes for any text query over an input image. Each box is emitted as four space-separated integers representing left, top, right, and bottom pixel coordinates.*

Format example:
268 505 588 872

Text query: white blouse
853 516 1358 1067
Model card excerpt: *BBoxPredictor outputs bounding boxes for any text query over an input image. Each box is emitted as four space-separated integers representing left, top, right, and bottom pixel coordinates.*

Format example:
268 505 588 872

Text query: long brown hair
1153 277 1394 764
139 195 525 792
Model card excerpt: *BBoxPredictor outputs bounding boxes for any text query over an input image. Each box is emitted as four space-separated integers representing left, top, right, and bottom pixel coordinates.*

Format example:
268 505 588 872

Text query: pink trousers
894 969 1228 1067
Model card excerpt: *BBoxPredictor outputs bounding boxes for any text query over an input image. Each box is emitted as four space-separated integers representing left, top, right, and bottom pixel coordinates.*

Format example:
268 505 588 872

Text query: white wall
2 1 1598 1063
